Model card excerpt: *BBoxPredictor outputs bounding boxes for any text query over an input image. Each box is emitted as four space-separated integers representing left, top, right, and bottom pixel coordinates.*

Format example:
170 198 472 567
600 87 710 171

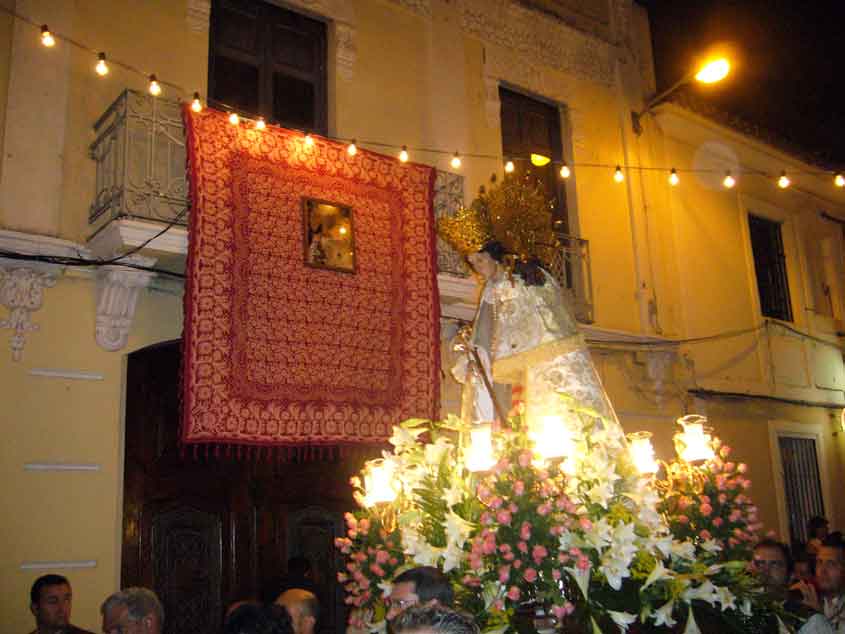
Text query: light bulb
504 160 515 173
40 25 55 48
361 459 398 506
674 415 715 463
347 140 357 156
628 431 659 475
466 423 496 472
836 173 845 188
228 112 240 125
190 92 202 113
450 152 461 169
339 226 348 235
95 52 109 76
530 153 551 167
530 415 574 461
399 145 409 163
560 164 571 179
304 133 314 147
614 165 624 183
778 171 791 189
148 75 161 96
723 171 736 189
669 168 679 186
254 117 265 130
695 58 730 84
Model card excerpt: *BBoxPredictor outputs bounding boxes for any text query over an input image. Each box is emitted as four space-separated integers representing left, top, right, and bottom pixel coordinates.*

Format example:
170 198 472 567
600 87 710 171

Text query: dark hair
31 574 70 605
808 516 829 538
392 605 478 634
393 567 454 607
477 241 546 287
754 539 793 574
224 604 293 634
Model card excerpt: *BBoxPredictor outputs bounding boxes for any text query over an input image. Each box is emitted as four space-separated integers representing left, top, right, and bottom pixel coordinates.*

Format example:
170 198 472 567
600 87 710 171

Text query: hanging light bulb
398 145 409 163
835 173 845 188
148 74 161 96
465 423 496 472
504 159 515 173
669 168 680 186
304 133 314 147
254 117 266 130
347 139 358 156
40 25 55 47
722 171 736 189
778 171 791 189
529 415 574 461
450 151 462 169
613 165 624 183
673 415 715 463
95 52 109 76
228 112 240 125
530 153 551 167
190 92 202 113
361 459 397 506
560 163 571 179
628 431 659 474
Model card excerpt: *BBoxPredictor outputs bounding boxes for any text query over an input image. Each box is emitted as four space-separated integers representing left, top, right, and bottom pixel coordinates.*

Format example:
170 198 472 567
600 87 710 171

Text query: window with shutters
778 435 825 547
748 214 793 322
209 0 327 135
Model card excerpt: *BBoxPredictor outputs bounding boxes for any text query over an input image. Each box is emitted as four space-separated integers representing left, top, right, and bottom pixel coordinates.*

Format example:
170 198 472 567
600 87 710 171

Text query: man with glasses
752 539 792 595
385 567 454 623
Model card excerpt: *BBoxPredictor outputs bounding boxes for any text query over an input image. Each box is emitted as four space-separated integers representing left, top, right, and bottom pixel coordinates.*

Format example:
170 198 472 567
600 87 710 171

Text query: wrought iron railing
89 90 188 224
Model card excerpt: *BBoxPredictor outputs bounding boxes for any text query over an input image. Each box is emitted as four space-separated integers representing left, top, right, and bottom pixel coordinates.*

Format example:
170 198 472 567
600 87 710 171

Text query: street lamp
632 57 730 135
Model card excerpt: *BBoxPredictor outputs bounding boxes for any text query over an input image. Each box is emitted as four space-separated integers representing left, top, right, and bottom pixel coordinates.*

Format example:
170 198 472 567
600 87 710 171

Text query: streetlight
632 57 731 135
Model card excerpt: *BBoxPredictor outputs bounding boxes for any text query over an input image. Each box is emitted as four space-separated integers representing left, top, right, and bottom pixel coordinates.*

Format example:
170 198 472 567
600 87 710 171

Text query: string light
614 165 624 183
95 52 109 76
560 164 571 179
228 112 239 125
347 139 357 156
40 25 55 47
722 171 736 189
777 171 791 189
398 145 409 163
304 133 314 147
504 159 515 173
148 74 161 96
450 151 462 169
530 153 551 167
835 173 845 188
190 92 202 113
254 117 265 130
669 168 680 186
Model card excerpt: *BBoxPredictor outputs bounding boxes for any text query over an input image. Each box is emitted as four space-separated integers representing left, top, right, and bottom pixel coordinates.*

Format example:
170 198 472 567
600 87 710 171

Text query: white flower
444 482 464 508
584 517 613 551
671 540 696 561
585 480 614 508
653 601 677 627
442 543 465 573
642 560 672 590
389 426 424 450
700 539 723 554
683 580 718 606
715 585 736 612
740 598 752 617
444 510 474 549
682 607 701 634
564 566 591 600
425 438 451 466
608 611 637 632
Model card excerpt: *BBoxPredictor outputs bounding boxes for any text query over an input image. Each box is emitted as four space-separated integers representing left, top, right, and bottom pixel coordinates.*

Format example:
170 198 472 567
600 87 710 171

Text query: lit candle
628 431 658 474
362 459 397 506
465 423 496 472
674 416 715 462
530 415 574 461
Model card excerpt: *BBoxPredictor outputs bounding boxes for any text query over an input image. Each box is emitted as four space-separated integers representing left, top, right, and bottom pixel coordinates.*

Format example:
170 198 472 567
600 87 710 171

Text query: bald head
276 589 318 634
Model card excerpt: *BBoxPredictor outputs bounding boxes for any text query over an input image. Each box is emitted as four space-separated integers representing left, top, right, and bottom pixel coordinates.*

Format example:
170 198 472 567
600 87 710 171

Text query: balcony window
749 214 793 322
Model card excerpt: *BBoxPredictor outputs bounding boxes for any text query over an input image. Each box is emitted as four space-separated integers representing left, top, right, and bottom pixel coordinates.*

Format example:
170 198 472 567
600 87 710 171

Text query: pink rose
513 480 525 496
678 515 689 525
496 510 513 525
513 559 522 569
370 563 385 577
520 522 533 541
700 495 711 505
519 451 532 468
576 556 591 571
724 462 736 473
375 550 390 564
552 603 575 619
498 565 511 583
537 503 552 516
532 545 548 565
700 504 713 517
558 552 570 564
718 493 727 504
493 599 505 612
507 586 521 601
579 517 593 531
490 497 504 510
523 567 538 583
720 446 732 458
359 519 370 533
518 541 529 554
713 517 724 527
552 569 562 581
700 529 712 540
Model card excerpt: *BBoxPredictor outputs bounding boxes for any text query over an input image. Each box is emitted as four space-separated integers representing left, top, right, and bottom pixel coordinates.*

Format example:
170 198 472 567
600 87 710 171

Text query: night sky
638 0 845 167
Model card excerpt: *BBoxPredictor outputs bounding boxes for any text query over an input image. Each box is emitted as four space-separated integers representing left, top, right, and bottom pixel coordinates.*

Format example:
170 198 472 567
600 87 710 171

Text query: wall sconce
673 415 715 463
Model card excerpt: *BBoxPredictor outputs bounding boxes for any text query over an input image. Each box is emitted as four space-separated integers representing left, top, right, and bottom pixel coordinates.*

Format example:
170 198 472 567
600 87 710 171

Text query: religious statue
438 176 618 433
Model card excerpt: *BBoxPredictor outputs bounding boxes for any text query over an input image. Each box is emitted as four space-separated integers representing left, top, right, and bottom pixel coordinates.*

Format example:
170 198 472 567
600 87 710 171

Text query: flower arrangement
336 410 785 633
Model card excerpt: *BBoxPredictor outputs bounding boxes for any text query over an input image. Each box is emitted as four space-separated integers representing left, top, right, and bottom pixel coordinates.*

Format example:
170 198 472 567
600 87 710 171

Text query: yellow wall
0 0 15 224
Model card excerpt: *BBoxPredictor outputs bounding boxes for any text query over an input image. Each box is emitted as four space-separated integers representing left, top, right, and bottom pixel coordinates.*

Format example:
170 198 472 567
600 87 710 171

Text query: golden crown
436 202 494 257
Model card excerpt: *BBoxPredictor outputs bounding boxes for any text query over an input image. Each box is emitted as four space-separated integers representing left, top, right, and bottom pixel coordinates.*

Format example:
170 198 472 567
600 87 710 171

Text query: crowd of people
26 517 845 634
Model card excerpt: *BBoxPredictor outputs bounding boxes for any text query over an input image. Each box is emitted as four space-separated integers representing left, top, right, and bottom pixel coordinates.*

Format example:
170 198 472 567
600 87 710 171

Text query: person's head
30 574 72 632
224 604 293 634
276 589 318 634
467 246 500 280
808 516 830 540
816 542 845 597
751 539 791 590
386 567 454 622
101 587 164 634
391 605 479 634
792 548 814 583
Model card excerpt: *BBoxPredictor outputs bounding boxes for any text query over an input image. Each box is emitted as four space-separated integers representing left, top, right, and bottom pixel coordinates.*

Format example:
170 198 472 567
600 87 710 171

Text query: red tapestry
181 107 440 450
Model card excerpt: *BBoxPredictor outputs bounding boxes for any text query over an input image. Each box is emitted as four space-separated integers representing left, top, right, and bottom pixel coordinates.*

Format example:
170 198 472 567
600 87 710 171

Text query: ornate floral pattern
182 107 440 448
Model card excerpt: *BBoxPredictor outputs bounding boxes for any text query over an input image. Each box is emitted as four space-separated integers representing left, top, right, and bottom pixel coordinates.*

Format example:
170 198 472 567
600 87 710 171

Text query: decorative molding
186 0 211 32
20 560 98 570
0 266 58 361
0 228 89 259
87 218 188 258
29 368 105 381
334 22 357 81
95 257 158 352
24 463 102 471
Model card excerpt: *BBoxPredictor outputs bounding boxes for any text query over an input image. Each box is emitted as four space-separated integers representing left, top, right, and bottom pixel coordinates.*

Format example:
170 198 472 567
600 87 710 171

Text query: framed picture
302 198 356 273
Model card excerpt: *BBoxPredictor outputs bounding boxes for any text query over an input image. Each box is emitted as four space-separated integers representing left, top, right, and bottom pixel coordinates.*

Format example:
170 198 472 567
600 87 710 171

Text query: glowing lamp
148 75 161 96
674 415 715 463
723 171 736 189
228 112 240 125
399 145 409 163
669 168 680 186
530 415 574 461
465 423 496 472
255 117 266 131
362 459 397 507
778 171 791 189
628 431 658 474
339 226 348 236
304 133 315 147
504 160 515 173
41 25 55 48
190 92 202 113
95 52 109 76
835 173 845 188
530 153 551 167
560 164 571 179
450 152 462 169
347 140 358 156
695 58 730 84
614 166 624 183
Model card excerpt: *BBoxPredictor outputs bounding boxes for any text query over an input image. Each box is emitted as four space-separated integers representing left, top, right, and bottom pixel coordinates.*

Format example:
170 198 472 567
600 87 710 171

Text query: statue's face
467 251 498 279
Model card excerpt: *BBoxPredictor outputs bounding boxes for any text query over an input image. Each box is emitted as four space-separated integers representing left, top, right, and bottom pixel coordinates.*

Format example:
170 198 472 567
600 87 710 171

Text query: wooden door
122 340 376 634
